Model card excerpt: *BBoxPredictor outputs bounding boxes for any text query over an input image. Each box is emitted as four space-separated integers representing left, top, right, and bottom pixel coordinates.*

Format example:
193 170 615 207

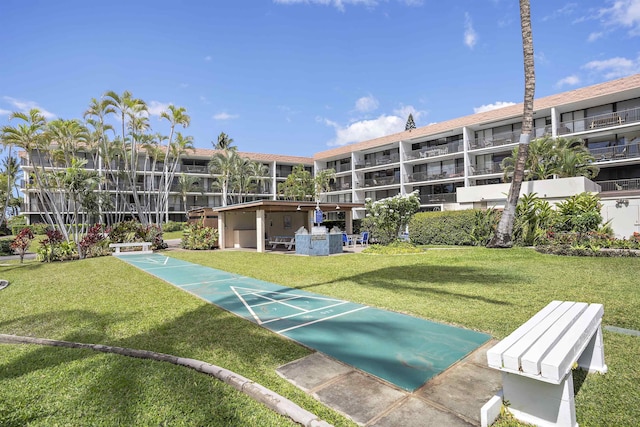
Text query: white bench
481 301 607 427
109 242 153 256
268 236 295 250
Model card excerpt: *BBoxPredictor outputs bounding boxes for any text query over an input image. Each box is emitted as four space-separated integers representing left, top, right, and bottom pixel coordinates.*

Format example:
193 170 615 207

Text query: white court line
261 302 350 325
180 277 241 288
232 286 346 302
250 294 311 307
276 306 368 334
232 286 263 325
244 292 311 312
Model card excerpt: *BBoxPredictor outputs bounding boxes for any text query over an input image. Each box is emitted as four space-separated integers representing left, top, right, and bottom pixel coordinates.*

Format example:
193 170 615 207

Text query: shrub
409 210 478 246
32 223 52 235
553 192 602 233
182 220 219 250
37 229 72 262
362 192 420 245
0 238 13 255
10 228 34 263
79 224 109 259
162 221 186 232
470 209 500 246
108 221 166 250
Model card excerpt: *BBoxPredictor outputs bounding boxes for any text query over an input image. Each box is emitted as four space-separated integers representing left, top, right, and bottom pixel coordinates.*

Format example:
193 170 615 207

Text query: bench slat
501 301 578 371
487 300 563 369
541 303 603 383
520 302 588 375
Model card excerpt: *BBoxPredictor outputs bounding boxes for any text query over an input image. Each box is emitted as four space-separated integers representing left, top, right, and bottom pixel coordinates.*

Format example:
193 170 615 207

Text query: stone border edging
0 334 332 427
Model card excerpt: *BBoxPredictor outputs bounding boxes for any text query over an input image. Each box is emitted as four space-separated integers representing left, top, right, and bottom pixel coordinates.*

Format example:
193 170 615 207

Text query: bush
471 209 500 246
0 238 14 255
553 192 603 233
409 210 478 246
362 192 420 245
535 245 640 257
108 221 166 250
11 228 34 263
162 221 186 232
37 229 73 262
79 224 110 259
181 221 219 250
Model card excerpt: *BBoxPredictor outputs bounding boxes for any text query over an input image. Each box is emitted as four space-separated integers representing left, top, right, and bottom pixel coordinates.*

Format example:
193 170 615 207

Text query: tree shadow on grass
297 265 521 306
0 305 308 426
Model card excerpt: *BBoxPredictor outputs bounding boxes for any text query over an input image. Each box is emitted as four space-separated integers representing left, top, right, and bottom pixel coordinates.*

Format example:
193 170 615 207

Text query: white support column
462 126 473 187
256 209 265 253
502 371 578 427
345 209 353 234
551 107 559 138
217 213 226 249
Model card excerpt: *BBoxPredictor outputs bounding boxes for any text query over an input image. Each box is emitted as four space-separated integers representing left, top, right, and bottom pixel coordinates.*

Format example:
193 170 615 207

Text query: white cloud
321 102 426 146
323 115 404 146
147 101 171 117
213 112 239 120
582 56 640 79
0 108 11 117
598 0 640 36
464 12 477 49
354 94 379 113
542 3 578 21
556 75 581 88
473 101 516 114
2 96 56 119
587 31 604 42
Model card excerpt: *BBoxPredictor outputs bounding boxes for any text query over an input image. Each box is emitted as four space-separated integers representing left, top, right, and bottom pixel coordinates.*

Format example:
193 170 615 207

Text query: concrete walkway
277 341 502 426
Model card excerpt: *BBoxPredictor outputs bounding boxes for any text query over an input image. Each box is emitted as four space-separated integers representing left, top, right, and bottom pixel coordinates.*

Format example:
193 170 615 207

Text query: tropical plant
553 192 603 233
277 165 315 201
501 137 598 182
362 191 420 245
512 193 556 246
181 219 219 250
488 0 535 248
213 132 235 150
10 228 34 263
405 113 416 131
176 173 202 214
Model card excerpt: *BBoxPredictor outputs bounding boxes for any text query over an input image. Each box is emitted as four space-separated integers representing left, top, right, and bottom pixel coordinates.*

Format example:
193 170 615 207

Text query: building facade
314 74 640 237
18 74 640 237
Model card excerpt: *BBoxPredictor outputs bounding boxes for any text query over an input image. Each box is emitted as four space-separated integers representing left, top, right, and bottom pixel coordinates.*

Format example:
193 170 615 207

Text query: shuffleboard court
119 253 490 391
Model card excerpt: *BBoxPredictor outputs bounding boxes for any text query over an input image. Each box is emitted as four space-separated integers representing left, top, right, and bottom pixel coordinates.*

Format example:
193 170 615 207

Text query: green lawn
1 247 638 426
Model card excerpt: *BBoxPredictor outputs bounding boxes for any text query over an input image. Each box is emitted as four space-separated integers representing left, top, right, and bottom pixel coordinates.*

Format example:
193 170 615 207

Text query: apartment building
19 74 640 237
19 148 313 224
314 74 640 237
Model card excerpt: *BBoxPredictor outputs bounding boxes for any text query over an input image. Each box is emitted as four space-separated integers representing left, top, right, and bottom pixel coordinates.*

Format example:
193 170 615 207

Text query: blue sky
1 0 639 157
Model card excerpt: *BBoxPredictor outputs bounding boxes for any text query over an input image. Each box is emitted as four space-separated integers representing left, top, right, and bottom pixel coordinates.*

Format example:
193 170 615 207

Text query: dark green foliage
79 224 109 259
162 221 186 232
107 220 165 250
409 210 477 246
471 209 500 246
405 113 416 131
536 245 639 257
0 238 13 255
553 192 603 233
181 220 219 250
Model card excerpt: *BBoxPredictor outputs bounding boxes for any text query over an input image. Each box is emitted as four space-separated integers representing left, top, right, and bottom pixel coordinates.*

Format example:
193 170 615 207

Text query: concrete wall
601 197 640 238
266 211 307 238
223 212 257 248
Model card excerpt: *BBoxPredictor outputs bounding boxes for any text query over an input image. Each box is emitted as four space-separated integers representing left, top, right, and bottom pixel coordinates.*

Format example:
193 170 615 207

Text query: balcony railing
419 193 456 204
597 178 640 192
406 167 465 183
329 182 352 191
404 140 463 161
559 107 640 135
590 142 640 162
355 155 400 169
360 176 400 188
471 162 504 175
320 163 352 173
182 165 208 173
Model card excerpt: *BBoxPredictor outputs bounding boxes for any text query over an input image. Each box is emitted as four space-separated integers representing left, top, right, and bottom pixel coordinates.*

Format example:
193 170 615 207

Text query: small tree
10 227 34 263
405 113 416 131
363 192 420 245
277 165 315 201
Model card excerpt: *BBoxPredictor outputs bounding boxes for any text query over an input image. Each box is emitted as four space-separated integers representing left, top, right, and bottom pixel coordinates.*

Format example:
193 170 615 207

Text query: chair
342 233 354 247
355 231 369 246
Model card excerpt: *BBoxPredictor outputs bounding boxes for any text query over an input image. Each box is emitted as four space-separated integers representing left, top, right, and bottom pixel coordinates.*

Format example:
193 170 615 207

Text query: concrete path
277 341 502 426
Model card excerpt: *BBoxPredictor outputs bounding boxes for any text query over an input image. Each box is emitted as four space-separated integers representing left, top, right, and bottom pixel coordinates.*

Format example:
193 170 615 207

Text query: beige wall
223 212 257 248
265 212 307 238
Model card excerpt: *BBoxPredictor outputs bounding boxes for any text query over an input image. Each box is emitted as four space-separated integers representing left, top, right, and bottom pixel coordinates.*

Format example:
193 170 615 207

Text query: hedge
408 210 478 246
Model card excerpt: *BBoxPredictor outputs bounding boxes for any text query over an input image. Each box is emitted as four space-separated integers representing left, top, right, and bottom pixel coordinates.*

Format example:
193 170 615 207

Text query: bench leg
502 371 577 427
578 325 608 374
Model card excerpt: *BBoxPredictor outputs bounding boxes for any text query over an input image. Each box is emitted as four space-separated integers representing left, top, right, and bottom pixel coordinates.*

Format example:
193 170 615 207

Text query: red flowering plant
10 228 34 264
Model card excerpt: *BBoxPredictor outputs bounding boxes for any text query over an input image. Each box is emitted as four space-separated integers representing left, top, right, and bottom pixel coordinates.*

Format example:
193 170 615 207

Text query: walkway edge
0 334 333 427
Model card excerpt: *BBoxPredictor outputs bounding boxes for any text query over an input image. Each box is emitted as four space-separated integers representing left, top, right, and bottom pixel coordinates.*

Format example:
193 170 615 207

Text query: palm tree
176 173 201 215
209 149 239 207
488 0 535 248
214 132 235 150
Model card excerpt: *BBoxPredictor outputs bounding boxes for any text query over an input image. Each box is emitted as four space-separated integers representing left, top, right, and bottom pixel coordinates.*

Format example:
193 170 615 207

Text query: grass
1 247 638 426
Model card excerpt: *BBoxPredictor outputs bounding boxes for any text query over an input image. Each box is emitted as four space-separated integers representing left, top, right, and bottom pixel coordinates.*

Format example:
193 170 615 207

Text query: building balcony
406 167 465 183
404 141 463 161
470 162 504 176
182 165 208 173
329 182 352 191
419 193 456 204
597 178 640 192
359 176 400 188
354 155 400 169
558 107 640 135
591 141 640 162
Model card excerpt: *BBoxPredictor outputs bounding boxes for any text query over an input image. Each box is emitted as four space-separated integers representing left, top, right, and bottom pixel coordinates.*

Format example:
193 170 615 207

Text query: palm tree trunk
488 0 535 248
